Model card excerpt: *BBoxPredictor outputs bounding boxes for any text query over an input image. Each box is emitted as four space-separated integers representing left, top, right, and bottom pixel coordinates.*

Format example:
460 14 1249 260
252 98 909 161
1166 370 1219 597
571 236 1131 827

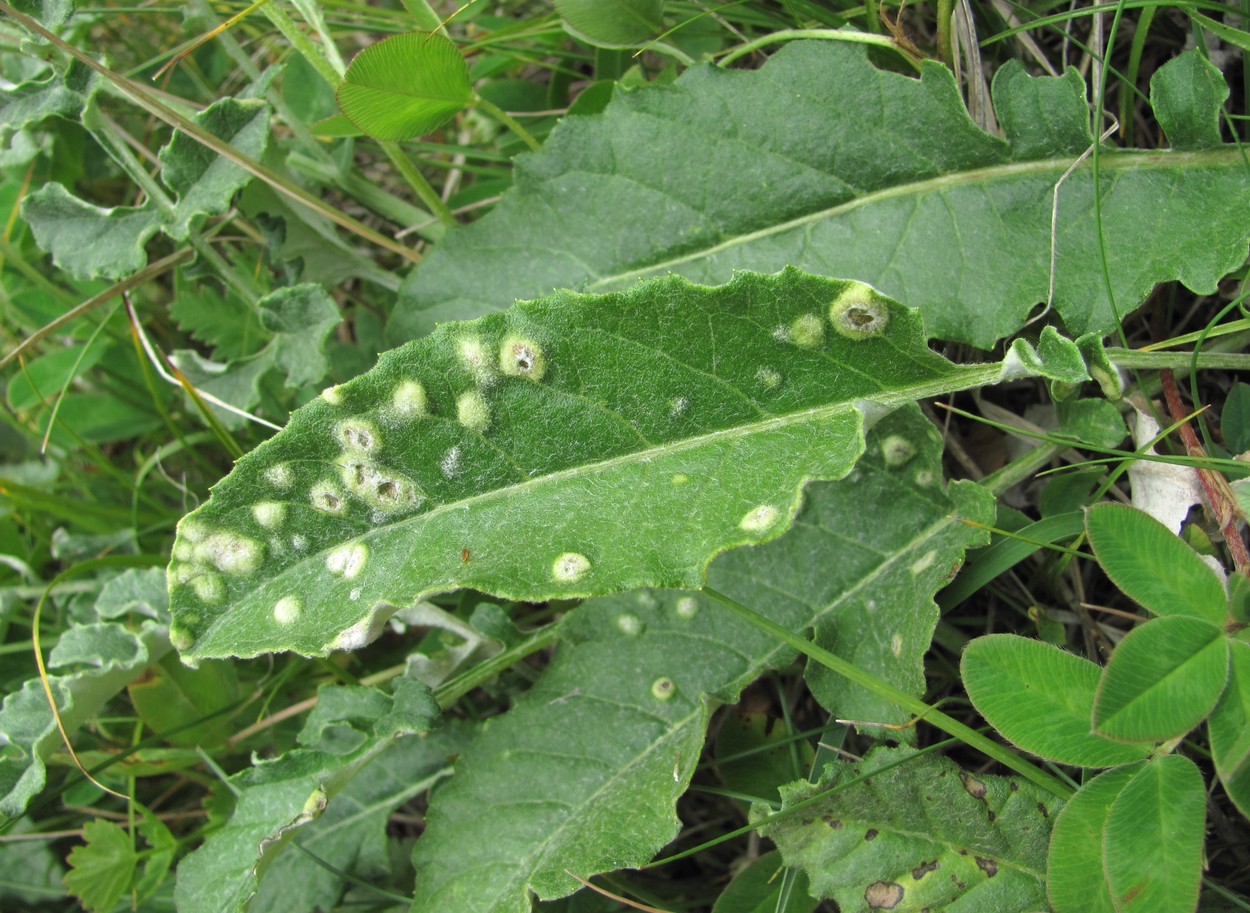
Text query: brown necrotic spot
865 881 904 910
865 829 879 841
830 282 890 340
912 860 939 880
975 857 998 877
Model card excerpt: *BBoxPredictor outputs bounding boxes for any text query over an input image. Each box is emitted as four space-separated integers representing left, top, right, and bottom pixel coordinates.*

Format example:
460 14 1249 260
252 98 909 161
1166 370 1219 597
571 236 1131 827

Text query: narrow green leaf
173 680 438 913
407 409 994 912
1093 616 1228 742
962 635 1150 767
1086 502 1227 624
1103 755 1205 913
392 42 1250 348
167 270 1010 662
712 851 816 913
1150 49 1228 150
63 820 136 913
1209 639 1250 818
758 746 1057 913
556 0 665 47
337 32 471 141
1046 765 1139 913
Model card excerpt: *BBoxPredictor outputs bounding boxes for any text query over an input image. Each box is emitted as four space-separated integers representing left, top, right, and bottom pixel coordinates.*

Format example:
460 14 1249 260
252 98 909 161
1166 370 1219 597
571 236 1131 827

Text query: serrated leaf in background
167 269 1001 662
169 281 341 427
758 746 1057 913
407 408 994 912
63 819 136 913
0 606 170 817
23 95 270 280
169 271 269 361
173 679 439 913
391 44 1250 349
247 720 475 913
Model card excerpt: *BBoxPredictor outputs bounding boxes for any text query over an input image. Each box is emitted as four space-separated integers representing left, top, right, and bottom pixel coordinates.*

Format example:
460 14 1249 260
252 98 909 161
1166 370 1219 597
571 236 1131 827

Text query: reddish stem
1159 368 1250 575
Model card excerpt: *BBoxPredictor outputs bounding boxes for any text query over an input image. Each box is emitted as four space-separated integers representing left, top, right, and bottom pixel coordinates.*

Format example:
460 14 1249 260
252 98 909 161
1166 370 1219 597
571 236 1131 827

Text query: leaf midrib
580 148 1240 294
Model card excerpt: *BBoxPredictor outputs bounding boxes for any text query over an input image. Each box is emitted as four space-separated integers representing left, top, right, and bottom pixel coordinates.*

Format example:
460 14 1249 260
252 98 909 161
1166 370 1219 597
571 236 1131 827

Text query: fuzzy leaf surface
1209 639 1250 818
167 269 997 661
757 746 1058 913
407 408 994 912
962 634 1150 767
0 577 171 817
1103 755 1205 913
1085 502 1227 624
392 44 1250 348
1046 765 1138 913
22 96 270 280
173 680 438 913
1092 615 1228 741
337 32 471 141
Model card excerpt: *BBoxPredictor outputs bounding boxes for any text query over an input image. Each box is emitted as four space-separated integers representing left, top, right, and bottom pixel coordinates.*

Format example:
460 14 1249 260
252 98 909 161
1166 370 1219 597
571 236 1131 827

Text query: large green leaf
757 746 1058 913
407 408 994 912
173 679 439 913
168 269 1051 662
391 45 1250 349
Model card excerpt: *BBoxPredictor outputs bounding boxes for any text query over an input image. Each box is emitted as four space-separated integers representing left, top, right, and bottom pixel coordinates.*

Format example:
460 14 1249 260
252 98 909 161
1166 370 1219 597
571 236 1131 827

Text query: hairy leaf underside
392 43 1250 349
405 408 995 911
167 269 977 660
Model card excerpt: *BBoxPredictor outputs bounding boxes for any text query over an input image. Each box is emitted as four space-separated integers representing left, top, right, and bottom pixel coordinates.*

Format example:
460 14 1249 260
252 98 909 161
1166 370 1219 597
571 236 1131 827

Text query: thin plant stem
700 586 1072 799
472 95 542 152
379 140 457 226
936 0 955 63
